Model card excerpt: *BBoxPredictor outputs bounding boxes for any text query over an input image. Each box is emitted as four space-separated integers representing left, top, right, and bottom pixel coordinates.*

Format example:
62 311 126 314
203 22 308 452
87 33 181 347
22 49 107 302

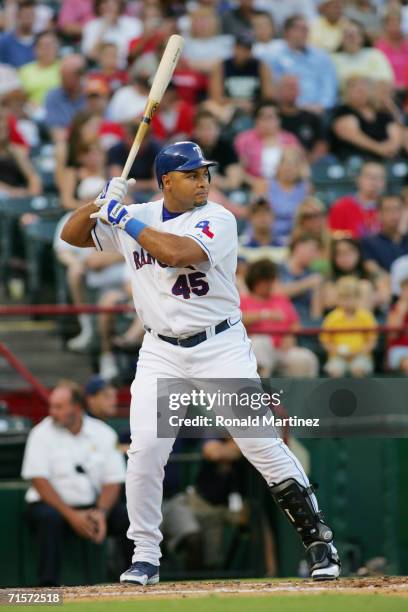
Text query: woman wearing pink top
375 7 408 91
234 99 300 189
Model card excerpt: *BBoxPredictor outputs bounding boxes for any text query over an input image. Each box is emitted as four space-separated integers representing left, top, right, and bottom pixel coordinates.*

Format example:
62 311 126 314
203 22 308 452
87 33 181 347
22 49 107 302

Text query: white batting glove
94 177 136 208
90 200 146 241
90 200 130 229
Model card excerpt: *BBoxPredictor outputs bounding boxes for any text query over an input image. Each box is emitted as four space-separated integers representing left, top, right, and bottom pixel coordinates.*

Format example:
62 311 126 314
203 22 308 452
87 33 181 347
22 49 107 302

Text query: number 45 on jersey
172 272 209 299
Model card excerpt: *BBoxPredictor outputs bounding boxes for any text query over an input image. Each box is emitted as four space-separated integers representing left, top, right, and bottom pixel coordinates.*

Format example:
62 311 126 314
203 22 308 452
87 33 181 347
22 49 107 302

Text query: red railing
1 303 408 408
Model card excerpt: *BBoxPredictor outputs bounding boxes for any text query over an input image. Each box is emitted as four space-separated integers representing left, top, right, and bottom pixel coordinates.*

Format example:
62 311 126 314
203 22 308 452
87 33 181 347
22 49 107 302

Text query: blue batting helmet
155 141 217 188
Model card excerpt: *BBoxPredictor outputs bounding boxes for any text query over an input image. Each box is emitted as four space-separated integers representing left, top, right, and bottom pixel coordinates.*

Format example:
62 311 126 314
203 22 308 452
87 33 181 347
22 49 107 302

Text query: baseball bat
121 34 185 180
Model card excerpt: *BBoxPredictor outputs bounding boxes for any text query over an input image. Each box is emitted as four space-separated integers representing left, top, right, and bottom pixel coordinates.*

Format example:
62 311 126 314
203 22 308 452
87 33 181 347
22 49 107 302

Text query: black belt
148 319 230 348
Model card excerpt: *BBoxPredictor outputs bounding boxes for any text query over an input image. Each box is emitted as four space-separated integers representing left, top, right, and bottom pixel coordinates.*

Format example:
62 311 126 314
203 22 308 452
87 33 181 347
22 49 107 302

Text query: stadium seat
311 159 357 207
0 196 62 292
31 146 57 194
21 215 64 304
0 414 32 480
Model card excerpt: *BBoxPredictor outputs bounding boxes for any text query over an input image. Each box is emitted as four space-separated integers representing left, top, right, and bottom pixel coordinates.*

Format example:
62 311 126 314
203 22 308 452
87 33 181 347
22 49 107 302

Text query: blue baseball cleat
120 561 160 585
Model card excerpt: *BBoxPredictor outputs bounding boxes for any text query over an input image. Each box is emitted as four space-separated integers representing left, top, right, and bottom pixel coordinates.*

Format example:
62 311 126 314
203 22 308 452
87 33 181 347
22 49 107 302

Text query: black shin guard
269 478 333 547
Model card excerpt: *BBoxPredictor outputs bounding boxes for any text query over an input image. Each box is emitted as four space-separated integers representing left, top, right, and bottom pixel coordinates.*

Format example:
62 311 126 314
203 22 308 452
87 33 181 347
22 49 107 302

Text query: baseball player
61 141 341 585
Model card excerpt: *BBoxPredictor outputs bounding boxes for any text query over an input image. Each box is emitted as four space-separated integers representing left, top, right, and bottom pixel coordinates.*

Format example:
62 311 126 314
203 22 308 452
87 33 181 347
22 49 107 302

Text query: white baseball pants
126 322 318 565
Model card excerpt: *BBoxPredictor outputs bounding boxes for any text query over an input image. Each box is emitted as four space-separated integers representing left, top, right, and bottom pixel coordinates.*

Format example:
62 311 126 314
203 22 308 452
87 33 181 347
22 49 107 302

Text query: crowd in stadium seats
3 0 408 379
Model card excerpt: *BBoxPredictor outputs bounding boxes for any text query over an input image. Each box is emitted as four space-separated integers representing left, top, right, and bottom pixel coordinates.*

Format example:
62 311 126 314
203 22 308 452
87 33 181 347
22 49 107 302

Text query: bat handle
120 99 159 180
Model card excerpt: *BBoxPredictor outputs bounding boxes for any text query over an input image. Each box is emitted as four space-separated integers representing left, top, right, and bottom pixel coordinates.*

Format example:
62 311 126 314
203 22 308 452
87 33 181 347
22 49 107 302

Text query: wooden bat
121 34 184 180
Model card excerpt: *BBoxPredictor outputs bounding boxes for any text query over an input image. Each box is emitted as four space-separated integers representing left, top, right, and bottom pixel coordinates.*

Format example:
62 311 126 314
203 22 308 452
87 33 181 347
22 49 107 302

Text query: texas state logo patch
195 220 214 239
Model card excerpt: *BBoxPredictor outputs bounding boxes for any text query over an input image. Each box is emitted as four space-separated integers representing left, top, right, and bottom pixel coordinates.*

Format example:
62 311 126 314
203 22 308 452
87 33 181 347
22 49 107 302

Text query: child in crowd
241 258 318 377
320 276 377 377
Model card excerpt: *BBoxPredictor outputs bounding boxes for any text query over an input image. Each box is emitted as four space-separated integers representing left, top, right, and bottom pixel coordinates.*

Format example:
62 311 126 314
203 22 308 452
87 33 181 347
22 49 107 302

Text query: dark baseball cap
85 375 108 396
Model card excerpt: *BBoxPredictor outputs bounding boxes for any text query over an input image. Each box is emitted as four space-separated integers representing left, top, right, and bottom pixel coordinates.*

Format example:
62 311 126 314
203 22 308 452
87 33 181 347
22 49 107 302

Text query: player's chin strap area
270 478 341 575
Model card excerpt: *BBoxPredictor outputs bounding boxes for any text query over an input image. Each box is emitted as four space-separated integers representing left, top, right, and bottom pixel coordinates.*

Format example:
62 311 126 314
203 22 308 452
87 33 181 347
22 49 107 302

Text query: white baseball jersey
91 198 241 336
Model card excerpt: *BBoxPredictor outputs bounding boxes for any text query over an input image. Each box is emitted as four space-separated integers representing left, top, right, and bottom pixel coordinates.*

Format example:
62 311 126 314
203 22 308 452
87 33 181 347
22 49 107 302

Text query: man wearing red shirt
150 84 194 142
240 258 318 377
328 161 385 238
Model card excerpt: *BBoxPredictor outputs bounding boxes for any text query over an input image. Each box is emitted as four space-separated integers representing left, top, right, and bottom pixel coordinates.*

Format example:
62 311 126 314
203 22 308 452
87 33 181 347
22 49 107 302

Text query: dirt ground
58 576 408 602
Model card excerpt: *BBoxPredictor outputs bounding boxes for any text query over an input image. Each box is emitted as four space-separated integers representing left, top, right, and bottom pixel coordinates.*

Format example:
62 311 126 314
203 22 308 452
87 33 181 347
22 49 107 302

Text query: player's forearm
31 477 75 522
137 227 207 267
60 201 99 247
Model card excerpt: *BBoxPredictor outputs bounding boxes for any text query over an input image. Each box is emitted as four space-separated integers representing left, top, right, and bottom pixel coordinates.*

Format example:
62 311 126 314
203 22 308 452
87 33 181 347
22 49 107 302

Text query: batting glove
94 177 136 208
90 200 146 240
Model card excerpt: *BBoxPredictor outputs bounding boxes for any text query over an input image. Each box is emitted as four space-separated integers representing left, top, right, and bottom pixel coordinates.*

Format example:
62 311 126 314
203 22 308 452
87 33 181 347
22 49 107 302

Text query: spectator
207 32 275 125
221 0 256 37
128 3 172 63
0 108 41 198
106 63 149 123
54 175 125 353
59 138 107 211
241 258 318 376
234 100 300 188
1 0 54 34
81 0 142 68
255 0 316 30
192 110 243 192
386 273 408 373
400 185 408 235
261 148 310 247
184 438 248 570
88 43 128 94
362 193 408 275
266 15 338 113
183 8 234 75
251 11 281 61
83 81 126 151
108 118 161 198
159 438 203 572
323 237 377 312
55 106 124 193
391 254 408 299
172 53 209 106
0 0 35 68
239 197 279 248
58 0 95 41
328 161 385 238
19 31 61 111
332 20 394 91
0 67 40 147
44 54 86 143
320 276 377 377
276 74 328 163
309 0 347 53
291 196 331 263
344 0 382 43
375 7 408 93
150 83 194 142
21 380 130 587
338 83 386 163
279 234 324 324
85 375 118 420
96 276 144 380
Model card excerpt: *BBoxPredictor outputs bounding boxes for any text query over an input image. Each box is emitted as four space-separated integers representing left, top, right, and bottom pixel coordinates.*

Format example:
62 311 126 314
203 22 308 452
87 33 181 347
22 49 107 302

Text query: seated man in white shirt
21 380 130 586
